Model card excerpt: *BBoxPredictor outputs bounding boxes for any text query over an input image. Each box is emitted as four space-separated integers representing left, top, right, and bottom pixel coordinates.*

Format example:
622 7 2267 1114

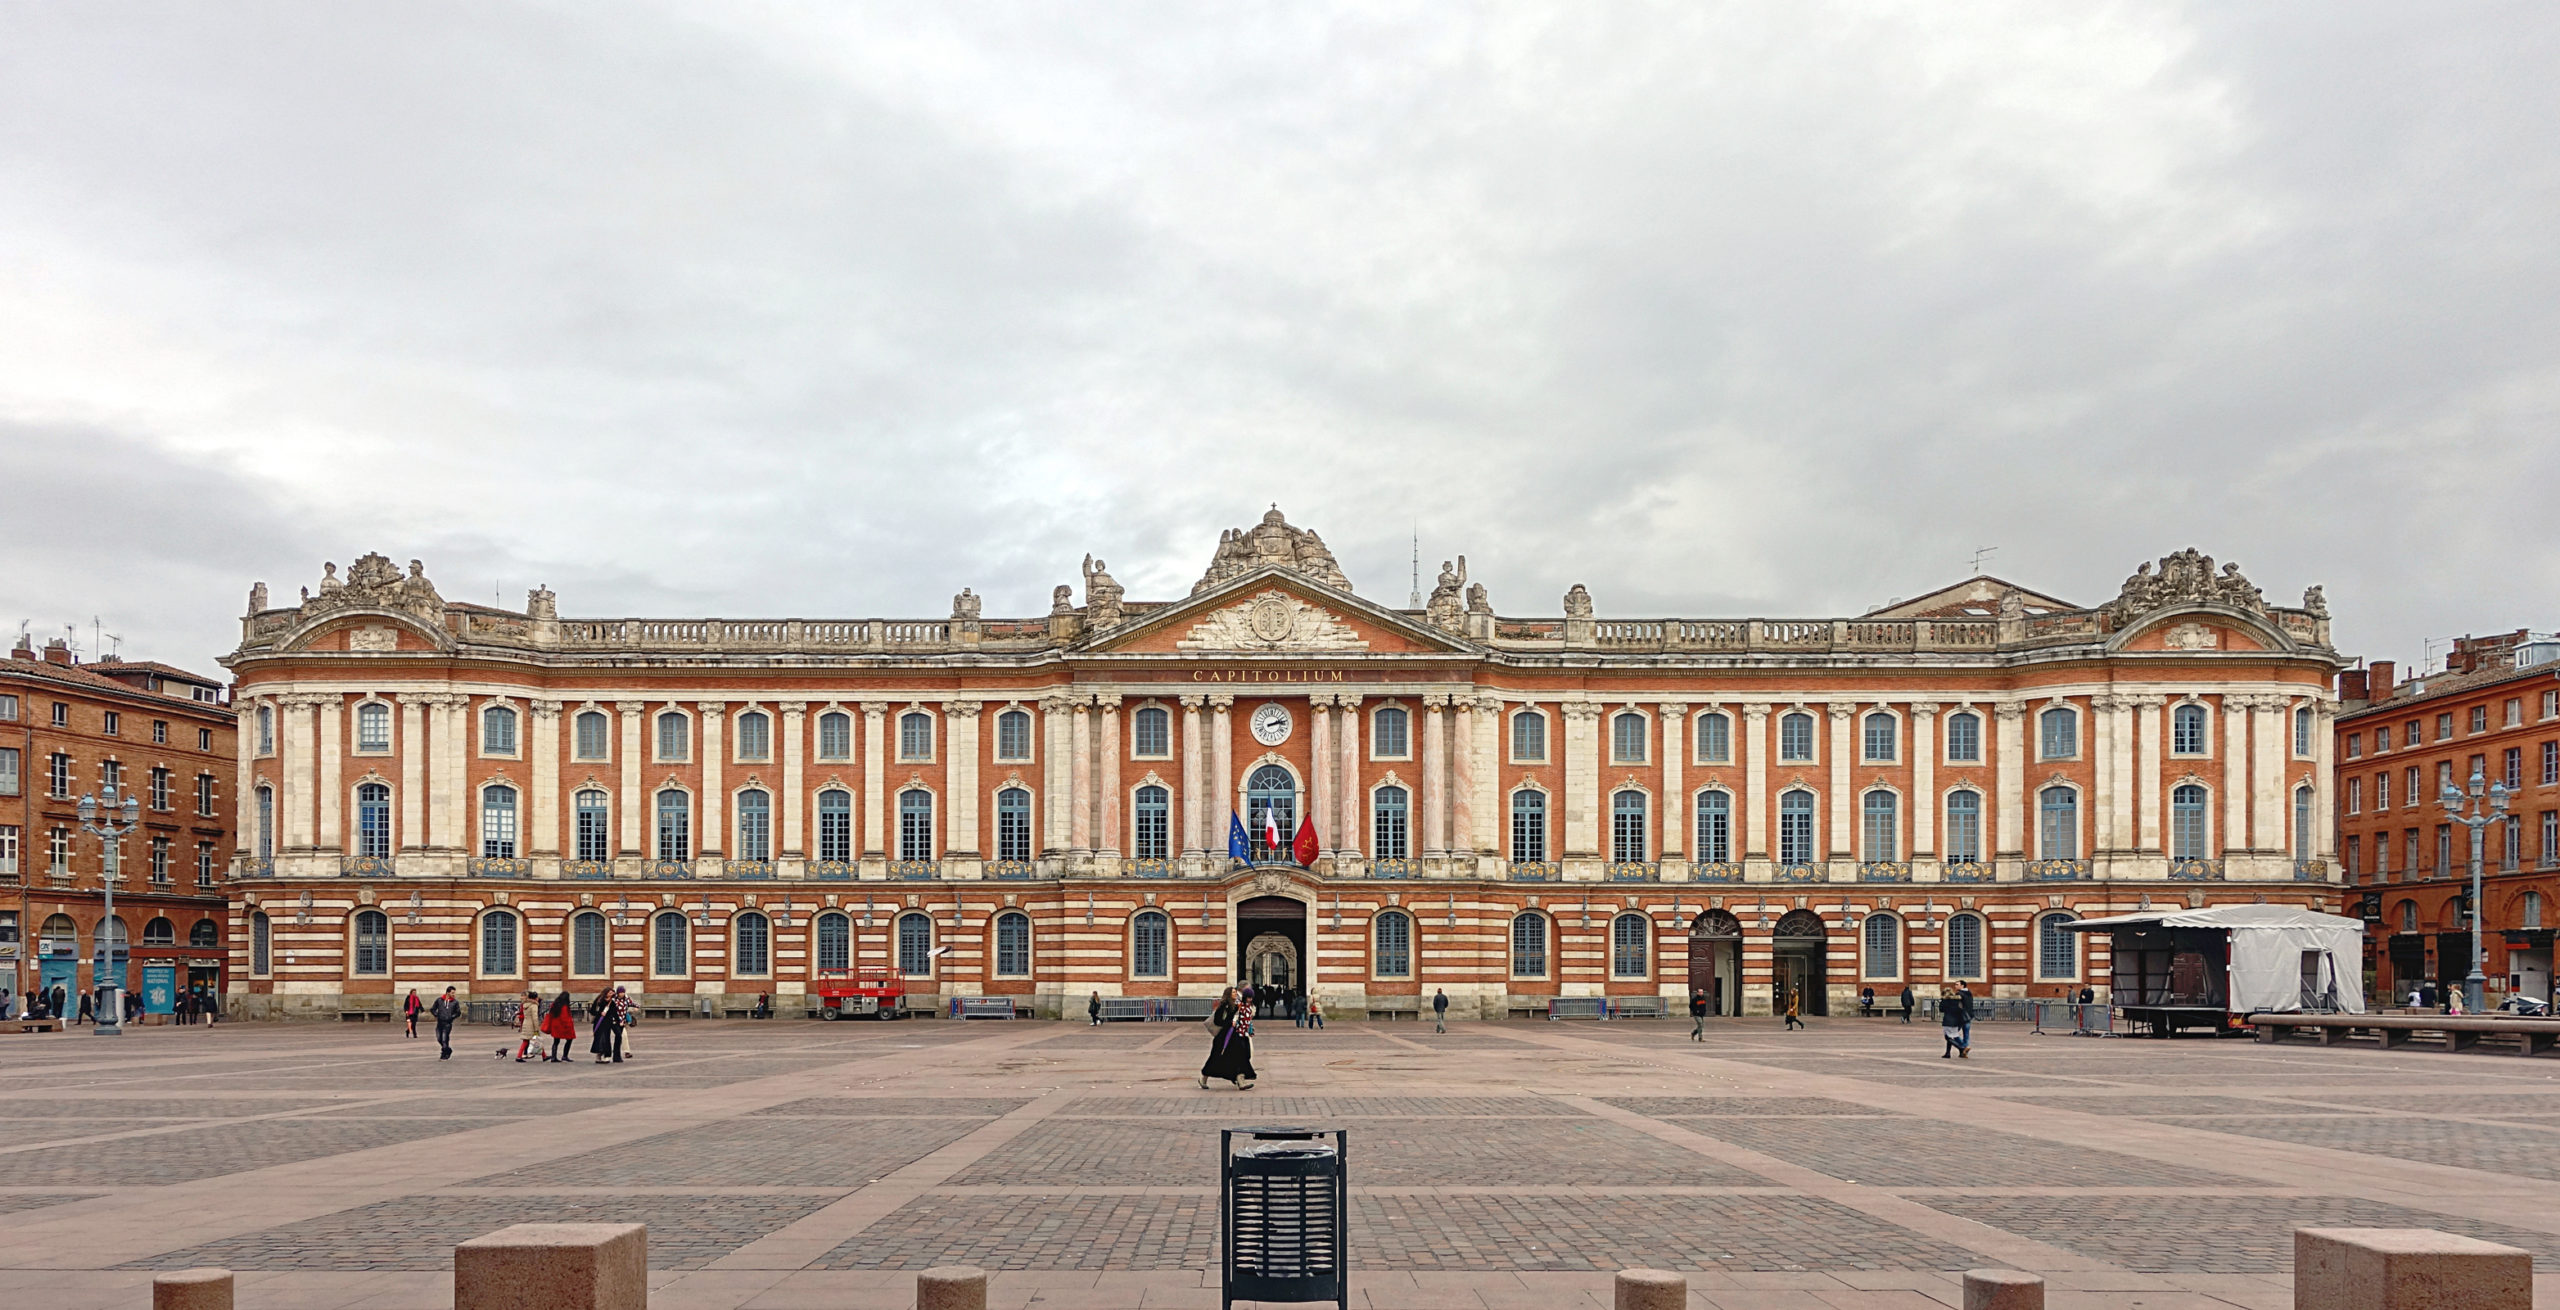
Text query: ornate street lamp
2439 765 2512 1015
75 783 143 1036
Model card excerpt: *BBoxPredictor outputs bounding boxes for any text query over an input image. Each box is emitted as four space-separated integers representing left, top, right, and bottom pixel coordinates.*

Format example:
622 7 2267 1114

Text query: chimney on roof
2369 660 2396 700
2338 669 2369 701
42 638 73 665
10 634 31 661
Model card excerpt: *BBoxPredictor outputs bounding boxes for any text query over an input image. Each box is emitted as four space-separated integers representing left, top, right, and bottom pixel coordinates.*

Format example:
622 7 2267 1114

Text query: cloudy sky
4 3 2556 678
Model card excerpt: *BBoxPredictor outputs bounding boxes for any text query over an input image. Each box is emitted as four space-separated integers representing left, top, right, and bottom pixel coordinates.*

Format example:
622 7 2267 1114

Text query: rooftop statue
1192 506 1352 594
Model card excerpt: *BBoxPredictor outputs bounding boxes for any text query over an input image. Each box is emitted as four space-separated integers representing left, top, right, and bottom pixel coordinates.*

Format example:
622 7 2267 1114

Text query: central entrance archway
1771 909 1829 1017
1687 909 1742 1016
1235 894 1307 999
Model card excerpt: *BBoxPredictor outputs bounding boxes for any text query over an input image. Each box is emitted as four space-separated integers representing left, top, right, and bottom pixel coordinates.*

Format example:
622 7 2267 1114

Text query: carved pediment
1177 590 1370 652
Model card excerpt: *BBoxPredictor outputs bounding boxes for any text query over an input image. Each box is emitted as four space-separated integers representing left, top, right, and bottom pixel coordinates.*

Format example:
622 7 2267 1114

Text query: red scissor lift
812 966 906 1020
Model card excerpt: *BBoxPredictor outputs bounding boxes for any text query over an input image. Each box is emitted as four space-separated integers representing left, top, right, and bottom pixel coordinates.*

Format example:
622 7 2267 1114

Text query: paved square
3 1015 2559 1308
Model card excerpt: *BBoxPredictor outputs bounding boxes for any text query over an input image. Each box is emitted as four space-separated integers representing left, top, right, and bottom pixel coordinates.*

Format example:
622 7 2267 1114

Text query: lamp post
75 783 143 1036
2439 766 2512 1016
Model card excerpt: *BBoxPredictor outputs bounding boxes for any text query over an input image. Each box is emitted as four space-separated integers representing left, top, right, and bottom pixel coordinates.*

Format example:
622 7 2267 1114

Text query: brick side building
2335 630 2560 1007
220 517 2344 1020
4 637 235 1015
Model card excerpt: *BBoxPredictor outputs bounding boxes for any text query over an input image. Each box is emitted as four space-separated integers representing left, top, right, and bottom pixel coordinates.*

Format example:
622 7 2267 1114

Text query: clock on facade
1249 702 1293 746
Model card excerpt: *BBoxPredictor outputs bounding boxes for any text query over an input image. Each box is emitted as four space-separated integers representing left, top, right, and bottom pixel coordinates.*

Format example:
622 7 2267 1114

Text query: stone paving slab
306 1095 643 1117
122 1193 841 1271
2159 1114 2560 1182
0 1118 498 1185
1923 1193 2560 1273
1601 1097 1906 1117
0 1194 100 1216
458 1116 986 1188
1991 1095 2381 1117
751 1097 1031 1117
1060 1097 1583 1117
1668 1118 2259 1189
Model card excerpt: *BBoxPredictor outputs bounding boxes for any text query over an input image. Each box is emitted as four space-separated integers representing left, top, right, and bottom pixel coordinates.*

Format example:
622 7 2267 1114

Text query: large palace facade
222 512 2346 1019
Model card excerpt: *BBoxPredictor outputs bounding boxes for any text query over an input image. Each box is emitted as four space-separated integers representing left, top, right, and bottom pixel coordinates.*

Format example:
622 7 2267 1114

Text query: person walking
1432 988 1449 1033
76 988 95 1025
1782 985 1804 1031
1199 986 1257 1090
1088 991 1103 1026
612 986 635 1060
1897 984 1915 1024
513 990 546 1061
403 989 423 1039
1940 986 1971 1058
545 991 577 1062
430 986 461 1060
1306 994 1324 1030
1689 988 1708 1041
587 985 621 1064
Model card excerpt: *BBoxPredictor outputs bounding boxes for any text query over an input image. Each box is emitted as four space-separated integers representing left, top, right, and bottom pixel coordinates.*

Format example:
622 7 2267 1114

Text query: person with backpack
1940 985 1971 1058
1688 988 1708 1041
429 986 461 1060
1897 984 1915 1024
1432 988 1450 1033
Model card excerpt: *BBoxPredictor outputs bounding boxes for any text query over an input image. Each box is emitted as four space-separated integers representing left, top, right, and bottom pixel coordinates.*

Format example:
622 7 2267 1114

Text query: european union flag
1228 812 1250 862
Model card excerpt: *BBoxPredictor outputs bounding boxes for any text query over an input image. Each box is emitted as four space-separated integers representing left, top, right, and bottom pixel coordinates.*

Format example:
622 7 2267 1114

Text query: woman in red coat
543 991 577 1064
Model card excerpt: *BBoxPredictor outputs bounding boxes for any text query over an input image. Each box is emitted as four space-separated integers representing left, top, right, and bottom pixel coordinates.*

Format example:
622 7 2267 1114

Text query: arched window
1373 705 1410 759
1133 785 1170 859
898 789 935 862
735 710 771 761
481 910 519 976
1778 790 1816 865
815 912 851 972
2038 786 2078 860
1510 912 1547 977
356 782 392 859
1862 712 1897 763
652 913 688 976
575 710 610 761
2295 705 2315 756
1779 712 1815 762
190 918 218 948
1511 710 1546 762
897 912 933 975
2171 784 2210 858
995 911 1031 976
1945 912 1983 979
142 915 176 946
898 712 934 762
818 789 854 863
256 786 274 859
2036 912 2079 980
256 703 274 754
1944 791 1982 863
250 911 271 975
1374 910 1412 978
736 789 772 861
995 709 1032 762
571 911 607 976
480 785 518 859
1862 913 1899 979
1695 711 1731 764
574 789 611 861
2294 786 2316 860
1611 790 1648 863
995 788 1032 862
1945 710 1981 762
1246 765 1297 851
1372 785 1409 860
482 704 518 755
356 702 391 752
352 909 389 975
1132 706 1170 758
1612 712 1648 764
1611 913 1648 978
1861 791 1898 862
818 711 854 761
2398 900 2417 932
1694 790 1731 863
2039 706 2078 760
656 790 691 861
734 912 770 976
2172 703 2208 755
1510 790 1547 863
1132 910 1169 977
655 711 689 761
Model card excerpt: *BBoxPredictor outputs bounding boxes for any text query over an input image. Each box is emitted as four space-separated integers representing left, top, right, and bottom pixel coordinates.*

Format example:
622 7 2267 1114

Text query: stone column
1741 704 1771 858
530 700 561 857
315 694 343 854
616 701 645 857
1910 704 1938 858
276 694 310 852
1308 694 1335 858
1995 702 2027 859
1210 695 1236 849
1069 697 1094 857
442 695 469 855
2221 695 2250 858
1041 694 1070 857
946 701 981 858
423 696 454 852
697 702 726 858
235 697 258 857
1180 696 1207 857
1335 694 1363 860
2312 700 2337 862
862 702 889 859
1447 697 1477 860
1420 695 1450 859
1826 703 1854 859
399 696 427 855
1094 696 1121 860
1659 704 1687 862
2251 694 2284 854
2091 695 2119 856
779 703 807 858
1562 702 1602 860
2133 696 2166 853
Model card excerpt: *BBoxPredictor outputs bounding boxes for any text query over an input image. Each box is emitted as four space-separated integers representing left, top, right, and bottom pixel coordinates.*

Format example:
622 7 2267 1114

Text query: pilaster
2133 696 2166 853
1420 695 1450 858
697 701 727 858
1741 704 1771 858
1562 701 1602 860
861 702 889 859
1335 693 1363 860
946 701 981 858
1070 696 1094 857
1309 693 1335 858
1041 694 1071 857
1659 703 1687 861
316 694 344 854
1180 696 1207 857
1094 696 1120 860
779 703 807 858
2221 694 2249 859
1210 696 1235 855
1994 701 2027 860
2250 694 2284 853
277 693 311 853
1909 704 1938 858
1826 703 1854 857
615 701 646 858
529 699 561 857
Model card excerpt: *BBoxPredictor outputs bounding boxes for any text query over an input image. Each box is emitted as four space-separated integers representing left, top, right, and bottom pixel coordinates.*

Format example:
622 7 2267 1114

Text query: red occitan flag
1291 817 1318 866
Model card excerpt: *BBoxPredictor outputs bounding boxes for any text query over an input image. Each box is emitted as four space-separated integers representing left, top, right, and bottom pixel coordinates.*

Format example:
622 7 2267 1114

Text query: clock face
1250 702 1293 746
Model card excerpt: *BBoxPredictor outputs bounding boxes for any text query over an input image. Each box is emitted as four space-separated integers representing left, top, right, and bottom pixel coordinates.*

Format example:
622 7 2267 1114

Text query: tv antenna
1969 546 1999 575
1409 527 1421 609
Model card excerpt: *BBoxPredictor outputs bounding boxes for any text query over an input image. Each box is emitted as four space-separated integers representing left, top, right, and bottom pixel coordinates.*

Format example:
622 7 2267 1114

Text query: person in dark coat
587 985 621 1064
1940 985 1970 1058
429 986 461 1060
1898 985 1915 1024
1199 986 1257 1090
1088 992 1103 1026
1688 989 1708 1041
403 989 423 1038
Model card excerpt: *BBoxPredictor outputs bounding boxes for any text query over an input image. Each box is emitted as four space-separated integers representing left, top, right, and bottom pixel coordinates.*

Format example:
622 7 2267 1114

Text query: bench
338 997 396 1023
1365 997 1420 1021
2251 1012 2560 1057
1507 994 1557 1020
0 1019 61 1034
953 997 1019 1020
1548 997 1608 1021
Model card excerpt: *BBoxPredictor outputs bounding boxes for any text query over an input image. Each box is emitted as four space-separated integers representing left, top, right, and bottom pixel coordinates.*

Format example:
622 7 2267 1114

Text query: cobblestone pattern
1060 1097 1578 1117
816 1193 1213 1270
308 1096 642 1117
0 1193 99 1215
458 1116 984 1187
1671 1117 2255 1188
0 1119 495 1185
947 1118 1220 1185
751 1097 1029 1118
1923 1193 2560 1273
1994 1095 2379 1117
121 1192 839 1271
1341 1118 1764 1186
1603 1097 1903 1117
2162 1115 2560 1182
2314 1091 2560 1112
1355 1192 1960 1272
0 1099 334 1118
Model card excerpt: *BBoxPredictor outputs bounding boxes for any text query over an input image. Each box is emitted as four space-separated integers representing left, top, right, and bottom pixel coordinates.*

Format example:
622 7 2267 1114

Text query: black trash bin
1220 1125 1347 1310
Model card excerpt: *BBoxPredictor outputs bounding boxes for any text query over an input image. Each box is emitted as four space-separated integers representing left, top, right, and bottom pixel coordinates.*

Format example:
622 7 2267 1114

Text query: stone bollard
454 1222 648 1310
152 1268 234 1310
917 1265 989 1310
2295 1227 2531 1310
1963 1268 2044 1310
1614 1267 1686 1310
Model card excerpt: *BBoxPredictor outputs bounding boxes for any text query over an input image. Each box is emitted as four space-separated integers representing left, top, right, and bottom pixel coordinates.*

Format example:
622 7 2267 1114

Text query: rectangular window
149 766 169 810
2375 771 2388 809
2502 815 2521 869
151 720 166 744
735 712 770 761
1695 713 1730 764
2438 712 2454 741
2505 747 2524 790
2346 777 2361 814
0 694 14 720
2403 829 2417 873
2436 824 2452 874
103 710 119 736
1944 792 1982 863
0 825 15 878
101 759 121 791
2039 709 2078 760
0 747 15 797
575 792 611 862
1694 791 1730 863
898 713 934 762
1862 714 1896 763
1945 915 1982 980
2506 698 2524 728
2545 690 2560 720
1374 914 1410 979
1372 787 1409 861
2344 835 2360 879
2375 725 2391 751
197 727 212 751
196 774 216 817
1945 713 1980 763
2470 705 2489 734
821 793 855 863
2544 811 2558 867
2345 733 2361 759
1134 707 1172 758
357 704 391 751
2406 766 2420 805
51 702 68 728
1778 714 1814 762
151 836 170 883
197 842 214 885
1511 793 1547 864
2546 741 2559 786
1778 793 1815 865
1372 707 1409 759
1511 712 1545 763
48 826 72 875
47 753 71 798
991 711 1027 762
